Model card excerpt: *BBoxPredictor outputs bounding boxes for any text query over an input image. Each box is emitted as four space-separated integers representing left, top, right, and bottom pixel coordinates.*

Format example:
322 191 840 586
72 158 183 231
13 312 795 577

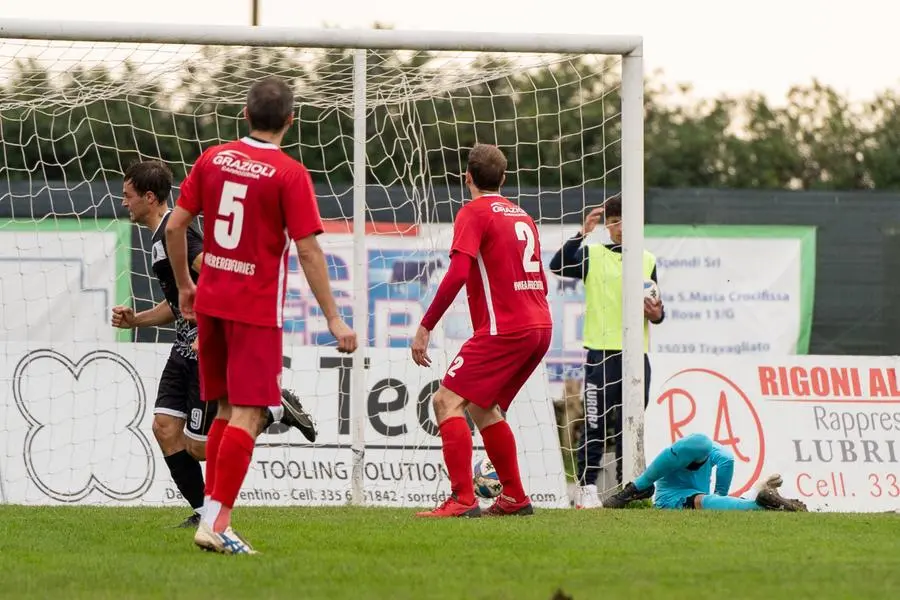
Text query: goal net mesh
0 37 625 507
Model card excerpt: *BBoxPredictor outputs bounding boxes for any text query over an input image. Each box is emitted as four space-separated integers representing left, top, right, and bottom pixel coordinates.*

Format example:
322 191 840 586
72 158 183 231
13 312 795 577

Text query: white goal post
0 19 644 507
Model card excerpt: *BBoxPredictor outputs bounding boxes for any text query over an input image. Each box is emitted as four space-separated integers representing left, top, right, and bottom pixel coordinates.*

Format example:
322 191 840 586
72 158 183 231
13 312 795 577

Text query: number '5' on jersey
176 137 324 328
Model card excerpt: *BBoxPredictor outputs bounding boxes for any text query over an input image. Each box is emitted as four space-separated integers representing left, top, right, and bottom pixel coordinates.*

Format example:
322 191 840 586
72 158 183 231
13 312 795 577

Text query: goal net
0 24 643 508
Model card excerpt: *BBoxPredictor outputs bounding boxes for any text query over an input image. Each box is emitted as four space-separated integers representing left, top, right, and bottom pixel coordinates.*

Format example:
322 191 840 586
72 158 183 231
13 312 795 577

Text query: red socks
201 422 255 533
440 417 526 505
480 421 527 503
439 416 475 505
204 418 229 498
212 425 256 513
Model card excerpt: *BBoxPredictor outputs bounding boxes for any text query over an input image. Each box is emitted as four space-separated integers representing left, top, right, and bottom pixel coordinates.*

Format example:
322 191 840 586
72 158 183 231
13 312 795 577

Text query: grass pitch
1 506 898 599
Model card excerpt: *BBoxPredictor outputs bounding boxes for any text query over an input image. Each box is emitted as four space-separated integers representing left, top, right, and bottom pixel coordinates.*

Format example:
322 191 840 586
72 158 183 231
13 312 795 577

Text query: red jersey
450 194 552 336
176 137 324 328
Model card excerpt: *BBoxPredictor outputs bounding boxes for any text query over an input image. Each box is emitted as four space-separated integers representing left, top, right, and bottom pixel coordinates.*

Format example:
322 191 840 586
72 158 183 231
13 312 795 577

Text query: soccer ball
473 457 503 499
643 280 660 302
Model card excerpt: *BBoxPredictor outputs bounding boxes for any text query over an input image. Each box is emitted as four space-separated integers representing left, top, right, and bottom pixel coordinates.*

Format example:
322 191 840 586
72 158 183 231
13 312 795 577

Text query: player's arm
411 206 482 367
187 226 205 275
411 253 471 368
548 234 587 279
166 206 198 309
166 155 205 320
295 235 357 353
549 207 601 280
284 164 357 354
710 445 735 496
111 300 176 329
295 234 340 322
420 253 472 332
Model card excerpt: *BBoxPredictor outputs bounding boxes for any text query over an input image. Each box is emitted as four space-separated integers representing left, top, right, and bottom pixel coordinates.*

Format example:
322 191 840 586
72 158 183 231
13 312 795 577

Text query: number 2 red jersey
450 194 552 336
176 137 324 328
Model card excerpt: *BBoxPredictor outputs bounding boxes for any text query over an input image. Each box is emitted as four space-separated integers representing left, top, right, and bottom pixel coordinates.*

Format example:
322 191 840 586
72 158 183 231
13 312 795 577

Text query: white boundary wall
0 342 567 508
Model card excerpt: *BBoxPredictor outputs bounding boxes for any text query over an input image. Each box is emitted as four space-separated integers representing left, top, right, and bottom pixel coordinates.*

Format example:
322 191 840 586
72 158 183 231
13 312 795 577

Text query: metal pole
350 48 368 506
251 0 260 26
0 19 642 55
620 48 647 482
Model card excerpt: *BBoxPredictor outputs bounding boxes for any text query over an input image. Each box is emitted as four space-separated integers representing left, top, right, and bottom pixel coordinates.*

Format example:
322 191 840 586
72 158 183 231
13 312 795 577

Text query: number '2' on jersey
450 195 552 336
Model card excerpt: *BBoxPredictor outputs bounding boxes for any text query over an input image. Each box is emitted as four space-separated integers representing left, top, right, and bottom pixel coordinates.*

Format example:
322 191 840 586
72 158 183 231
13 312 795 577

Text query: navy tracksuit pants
577 349 651 487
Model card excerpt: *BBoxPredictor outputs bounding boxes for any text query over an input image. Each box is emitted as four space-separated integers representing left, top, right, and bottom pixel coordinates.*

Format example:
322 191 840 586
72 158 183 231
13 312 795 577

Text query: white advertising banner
643 225 815 357
0 342 567 508
293 224 815 396
647 353 900 512
534 223 815 362
0 219 132 344
0 220 814 388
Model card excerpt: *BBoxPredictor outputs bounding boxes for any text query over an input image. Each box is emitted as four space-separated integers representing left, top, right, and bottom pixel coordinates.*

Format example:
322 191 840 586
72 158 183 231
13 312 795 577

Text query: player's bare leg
468 404 533 517
415 386 481 518
152 414 207 528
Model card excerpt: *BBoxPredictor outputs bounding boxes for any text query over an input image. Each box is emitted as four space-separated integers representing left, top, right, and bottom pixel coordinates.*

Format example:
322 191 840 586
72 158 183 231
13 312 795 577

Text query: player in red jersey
411 143 552 518
166 76 357 554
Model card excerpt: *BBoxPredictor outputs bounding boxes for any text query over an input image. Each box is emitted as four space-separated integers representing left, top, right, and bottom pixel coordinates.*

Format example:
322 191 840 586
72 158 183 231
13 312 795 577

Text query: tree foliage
0 46 896 191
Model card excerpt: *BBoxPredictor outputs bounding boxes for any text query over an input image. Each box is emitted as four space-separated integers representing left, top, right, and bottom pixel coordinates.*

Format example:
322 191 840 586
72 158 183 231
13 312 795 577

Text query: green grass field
1 506 898 599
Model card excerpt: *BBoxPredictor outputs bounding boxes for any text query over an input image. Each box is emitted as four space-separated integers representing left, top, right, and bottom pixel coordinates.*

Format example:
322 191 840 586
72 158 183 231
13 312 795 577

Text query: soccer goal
0 19 645 508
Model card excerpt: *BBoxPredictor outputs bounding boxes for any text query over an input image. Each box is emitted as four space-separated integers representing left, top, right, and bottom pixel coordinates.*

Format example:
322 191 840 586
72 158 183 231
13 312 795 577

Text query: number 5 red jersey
176 137 324 328
450 194 552 336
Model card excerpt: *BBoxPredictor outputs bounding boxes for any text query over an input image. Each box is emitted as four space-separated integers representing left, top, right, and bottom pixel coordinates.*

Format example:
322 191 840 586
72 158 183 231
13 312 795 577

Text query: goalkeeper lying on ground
602 433 807 511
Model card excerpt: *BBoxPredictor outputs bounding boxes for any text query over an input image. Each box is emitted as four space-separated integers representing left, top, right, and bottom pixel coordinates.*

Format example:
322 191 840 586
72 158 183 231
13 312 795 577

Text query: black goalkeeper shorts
154 350 216 441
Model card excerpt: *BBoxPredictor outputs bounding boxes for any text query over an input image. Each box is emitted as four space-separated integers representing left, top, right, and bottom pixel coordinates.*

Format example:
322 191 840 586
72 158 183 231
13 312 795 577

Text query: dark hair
123 160 173 203
246 76 294 132
466 144 507 191
602 194 622 219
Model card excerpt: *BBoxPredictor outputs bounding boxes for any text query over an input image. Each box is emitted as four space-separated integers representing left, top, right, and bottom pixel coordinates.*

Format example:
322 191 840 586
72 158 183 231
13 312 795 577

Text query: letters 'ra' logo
12 349 155 502
654 368 765 496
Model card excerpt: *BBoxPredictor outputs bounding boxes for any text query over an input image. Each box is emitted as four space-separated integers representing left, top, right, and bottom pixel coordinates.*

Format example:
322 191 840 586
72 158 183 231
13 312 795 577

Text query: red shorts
196 313 283 408
441 328 551 412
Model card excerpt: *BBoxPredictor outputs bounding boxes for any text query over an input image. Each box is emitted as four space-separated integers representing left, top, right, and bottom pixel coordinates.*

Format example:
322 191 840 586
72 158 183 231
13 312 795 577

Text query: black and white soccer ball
473 457 502 499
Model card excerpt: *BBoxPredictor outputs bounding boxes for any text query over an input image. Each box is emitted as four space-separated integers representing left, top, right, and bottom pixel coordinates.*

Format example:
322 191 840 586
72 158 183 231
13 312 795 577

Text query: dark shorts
154 349 217 441
441 328 552 412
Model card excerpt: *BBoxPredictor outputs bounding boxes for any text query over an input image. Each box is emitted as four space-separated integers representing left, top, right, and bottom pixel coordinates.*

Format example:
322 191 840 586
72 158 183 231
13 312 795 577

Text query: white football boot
194 520 226 553
219 527 258 555
574 484 602 509
194 522 258 555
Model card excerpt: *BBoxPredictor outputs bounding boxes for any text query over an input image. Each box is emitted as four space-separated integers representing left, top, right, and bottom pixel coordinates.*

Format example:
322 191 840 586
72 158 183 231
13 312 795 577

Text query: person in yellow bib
549 194 664 509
